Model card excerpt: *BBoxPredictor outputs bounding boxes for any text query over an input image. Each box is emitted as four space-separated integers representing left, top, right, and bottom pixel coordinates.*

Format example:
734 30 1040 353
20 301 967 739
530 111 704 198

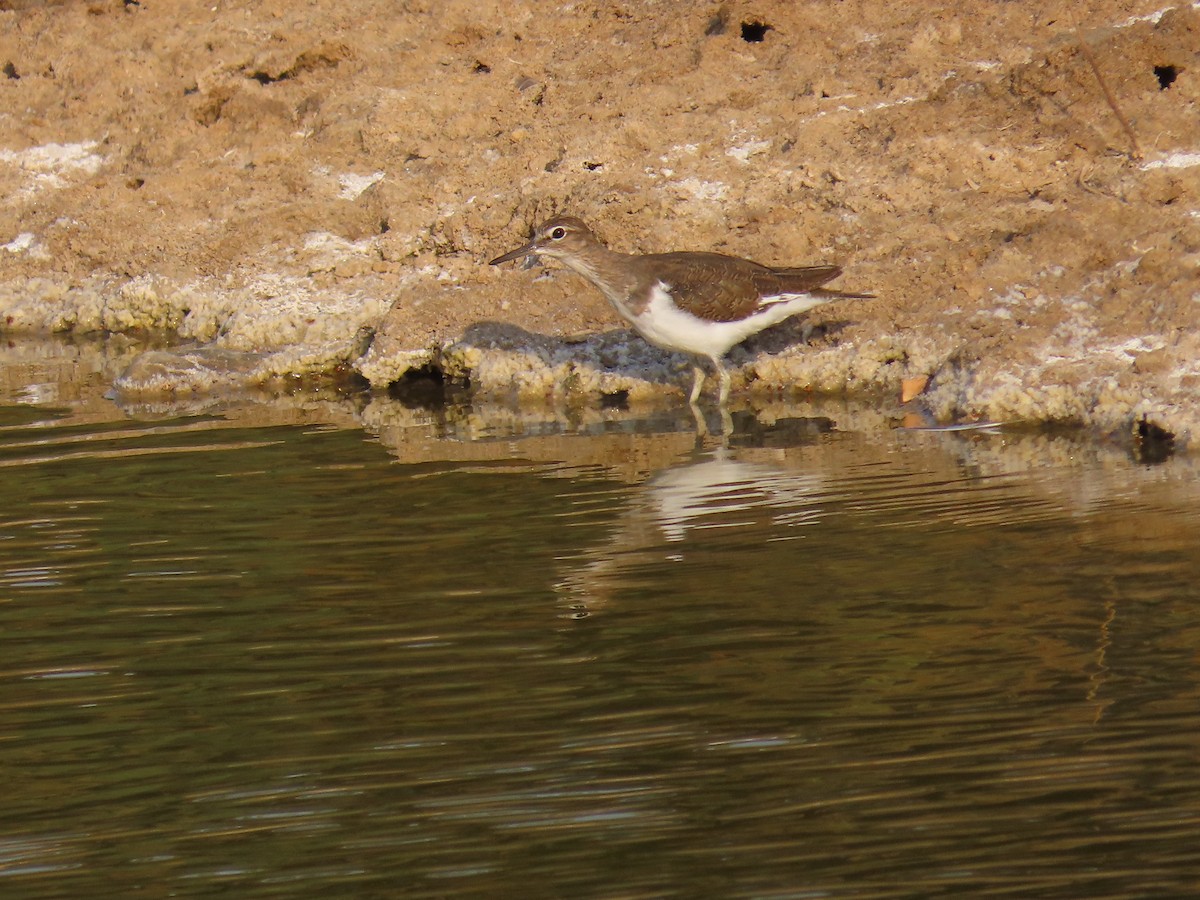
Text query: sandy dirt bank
1 1 1197 445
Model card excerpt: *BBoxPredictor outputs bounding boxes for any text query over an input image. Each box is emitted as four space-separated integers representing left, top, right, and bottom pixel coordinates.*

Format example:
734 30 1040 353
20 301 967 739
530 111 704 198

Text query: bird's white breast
628 282 826 358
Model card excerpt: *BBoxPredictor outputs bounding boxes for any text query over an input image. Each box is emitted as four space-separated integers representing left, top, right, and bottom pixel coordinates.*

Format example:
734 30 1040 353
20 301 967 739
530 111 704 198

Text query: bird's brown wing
753 265 844 298
643 254 865 322
761 264 843 282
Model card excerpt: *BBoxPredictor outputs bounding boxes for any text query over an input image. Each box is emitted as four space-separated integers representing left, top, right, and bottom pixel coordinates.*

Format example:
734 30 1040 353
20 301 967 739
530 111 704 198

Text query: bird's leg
688 401 708 440
714 357 731 407
688 362 706 405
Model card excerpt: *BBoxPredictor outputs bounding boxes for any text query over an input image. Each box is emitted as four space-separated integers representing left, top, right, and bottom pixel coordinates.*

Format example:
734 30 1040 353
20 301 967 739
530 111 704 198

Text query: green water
3 353 1200 897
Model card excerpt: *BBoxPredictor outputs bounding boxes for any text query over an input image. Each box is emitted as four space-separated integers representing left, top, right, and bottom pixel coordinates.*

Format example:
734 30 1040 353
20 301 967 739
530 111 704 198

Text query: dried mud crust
0 1 1197 443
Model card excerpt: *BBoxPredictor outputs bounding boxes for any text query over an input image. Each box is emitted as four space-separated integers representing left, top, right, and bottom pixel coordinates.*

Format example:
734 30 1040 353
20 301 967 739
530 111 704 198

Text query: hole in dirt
1153 64 1178 90
388 365 461 409
3 61 18 80
740 21 771 42
1134 417 1175 464
249 70 291 85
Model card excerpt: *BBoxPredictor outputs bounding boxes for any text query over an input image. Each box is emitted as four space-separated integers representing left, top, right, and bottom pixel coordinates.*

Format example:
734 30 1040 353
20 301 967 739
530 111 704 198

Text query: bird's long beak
489 240 539 266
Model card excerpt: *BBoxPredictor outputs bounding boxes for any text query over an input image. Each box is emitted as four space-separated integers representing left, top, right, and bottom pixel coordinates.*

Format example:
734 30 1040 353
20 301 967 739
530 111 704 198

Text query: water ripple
1 402 1199 896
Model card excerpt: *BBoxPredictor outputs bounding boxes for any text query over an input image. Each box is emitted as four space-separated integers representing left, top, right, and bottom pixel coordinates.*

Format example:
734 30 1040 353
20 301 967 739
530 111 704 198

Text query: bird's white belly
625 283 815 358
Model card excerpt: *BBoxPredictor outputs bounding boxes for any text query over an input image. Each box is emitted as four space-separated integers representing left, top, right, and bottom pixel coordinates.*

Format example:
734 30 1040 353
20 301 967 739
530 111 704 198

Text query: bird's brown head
488 216 599 266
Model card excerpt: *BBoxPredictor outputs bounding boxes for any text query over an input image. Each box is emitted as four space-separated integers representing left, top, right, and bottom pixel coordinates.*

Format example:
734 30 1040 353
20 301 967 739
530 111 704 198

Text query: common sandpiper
490 215 872 405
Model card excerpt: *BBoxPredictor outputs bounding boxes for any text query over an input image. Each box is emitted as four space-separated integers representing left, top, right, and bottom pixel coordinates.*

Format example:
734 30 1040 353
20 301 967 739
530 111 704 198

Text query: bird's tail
763 266 873 301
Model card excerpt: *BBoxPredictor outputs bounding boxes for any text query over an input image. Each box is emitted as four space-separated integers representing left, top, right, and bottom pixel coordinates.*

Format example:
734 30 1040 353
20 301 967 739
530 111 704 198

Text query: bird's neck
557 246 639 307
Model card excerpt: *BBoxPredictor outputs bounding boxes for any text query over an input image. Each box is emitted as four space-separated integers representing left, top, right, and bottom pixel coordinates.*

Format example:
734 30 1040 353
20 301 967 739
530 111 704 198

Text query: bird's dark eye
549 227 567 240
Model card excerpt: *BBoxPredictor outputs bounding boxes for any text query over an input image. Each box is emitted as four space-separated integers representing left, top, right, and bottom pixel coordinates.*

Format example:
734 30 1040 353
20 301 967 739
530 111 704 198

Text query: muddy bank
1 1 1197 444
